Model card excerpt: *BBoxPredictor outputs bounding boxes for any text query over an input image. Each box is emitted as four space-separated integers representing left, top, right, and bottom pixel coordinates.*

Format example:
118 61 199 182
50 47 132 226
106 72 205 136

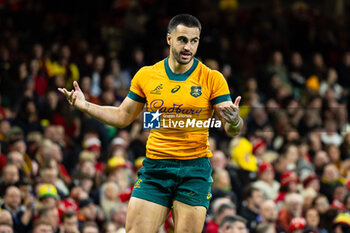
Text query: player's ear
166 33 171 46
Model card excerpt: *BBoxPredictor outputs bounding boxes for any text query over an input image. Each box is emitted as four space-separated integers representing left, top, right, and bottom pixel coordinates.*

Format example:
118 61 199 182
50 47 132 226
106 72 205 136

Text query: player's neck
168 56 194 74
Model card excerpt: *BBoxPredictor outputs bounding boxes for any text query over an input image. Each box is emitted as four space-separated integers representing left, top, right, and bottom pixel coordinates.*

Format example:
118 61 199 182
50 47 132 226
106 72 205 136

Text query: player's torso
139 58 215 159
144 58 213 125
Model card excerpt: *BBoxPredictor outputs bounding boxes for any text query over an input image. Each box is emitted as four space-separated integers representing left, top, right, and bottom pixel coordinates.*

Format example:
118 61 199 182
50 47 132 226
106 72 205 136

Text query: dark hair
312 194 327 207
167 14 201 33
242 185 260 200
217 203 236 216
61 210 77 222
219 215 247 229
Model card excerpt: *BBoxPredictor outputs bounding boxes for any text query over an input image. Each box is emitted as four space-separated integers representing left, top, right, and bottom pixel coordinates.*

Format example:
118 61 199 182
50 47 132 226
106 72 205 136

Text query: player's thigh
126 197 170 233
172 200 207 233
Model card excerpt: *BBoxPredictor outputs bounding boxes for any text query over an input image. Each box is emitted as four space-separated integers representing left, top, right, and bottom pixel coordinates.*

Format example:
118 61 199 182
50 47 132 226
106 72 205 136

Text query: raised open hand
58 81 86 111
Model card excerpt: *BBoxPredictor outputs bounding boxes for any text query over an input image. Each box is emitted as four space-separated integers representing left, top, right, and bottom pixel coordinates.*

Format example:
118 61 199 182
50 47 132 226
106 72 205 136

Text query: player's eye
178 37 188 43
191 39 198 44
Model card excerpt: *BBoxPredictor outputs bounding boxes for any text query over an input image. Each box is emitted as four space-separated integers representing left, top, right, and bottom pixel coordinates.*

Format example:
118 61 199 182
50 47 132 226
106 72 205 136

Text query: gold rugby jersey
128 57 231 159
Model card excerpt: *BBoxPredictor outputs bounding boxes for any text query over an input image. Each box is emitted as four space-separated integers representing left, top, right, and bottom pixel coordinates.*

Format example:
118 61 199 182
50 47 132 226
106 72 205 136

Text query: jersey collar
164 57 199 81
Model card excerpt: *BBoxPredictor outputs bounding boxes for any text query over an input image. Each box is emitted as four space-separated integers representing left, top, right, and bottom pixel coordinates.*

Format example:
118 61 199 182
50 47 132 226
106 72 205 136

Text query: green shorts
131 157 213 209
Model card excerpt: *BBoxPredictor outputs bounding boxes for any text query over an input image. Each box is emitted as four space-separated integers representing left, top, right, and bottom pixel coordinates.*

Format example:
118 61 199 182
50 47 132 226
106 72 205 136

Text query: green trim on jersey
128 91 146 103
210 94 232 105
164 57 199 81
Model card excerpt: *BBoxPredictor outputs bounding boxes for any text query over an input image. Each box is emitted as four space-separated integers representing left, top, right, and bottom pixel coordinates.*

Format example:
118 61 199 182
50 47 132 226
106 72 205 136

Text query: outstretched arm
58 81 145 128
214 96 243 136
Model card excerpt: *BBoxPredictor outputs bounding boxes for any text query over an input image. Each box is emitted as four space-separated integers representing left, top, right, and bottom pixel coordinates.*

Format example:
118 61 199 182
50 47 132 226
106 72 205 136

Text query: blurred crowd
1 0 350 233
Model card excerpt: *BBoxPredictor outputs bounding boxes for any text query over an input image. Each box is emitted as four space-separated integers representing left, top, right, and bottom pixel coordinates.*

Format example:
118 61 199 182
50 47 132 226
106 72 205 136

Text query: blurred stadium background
1 0 350 233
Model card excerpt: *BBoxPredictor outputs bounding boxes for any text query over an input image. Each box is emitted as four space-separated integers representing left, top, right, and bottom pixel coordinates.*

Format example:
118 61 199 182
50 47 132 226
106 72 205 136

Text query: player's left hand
220 96 241 126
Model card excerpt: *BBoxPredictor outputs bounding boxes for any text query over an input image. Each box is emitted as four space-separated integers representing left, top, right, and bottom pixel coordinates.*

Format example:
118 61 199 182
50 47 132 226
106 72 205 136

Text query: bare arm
58 81 145 128
214 96 243 136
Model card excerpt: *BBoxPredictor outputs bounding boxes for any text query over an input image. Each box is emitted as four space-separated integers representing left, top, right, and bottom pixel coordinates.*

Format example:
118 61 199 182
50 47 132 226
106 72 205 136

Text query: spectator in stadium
218 215 248 233
32 220 54 233
257 200 283 232
302 173 320 193
0 209 13 226
80 222 98 233
82 136 103 173
19 82 41 115
313 150 330 177
275 170 299 206
61 211 79 233
77 198 99 229
1 186 34 233
6 151 25 173
210 150 227 171
103 221 118 233
78 76 99 105
300 188 317 211
238 186 263 231
344 193 350 213
105 157 133 195
288 51 307 97
90 56 106 98
0 164 20 196
99 182 121 221
0 223 13 233
39 165 67 198
229 137 258 186
277 193 303 232
289 217 306 233
37 183 59 210
58 180 87 216
333 212 350 233
110 204 128 231
109 59 131 98
319 163 346 202
252 161 280 200
313 194 330 213
204 202 236 233
337 52 350 89
304 207 327 233
330 184 347 210
319 68 343 100
51 45 79 90
37 206 60 233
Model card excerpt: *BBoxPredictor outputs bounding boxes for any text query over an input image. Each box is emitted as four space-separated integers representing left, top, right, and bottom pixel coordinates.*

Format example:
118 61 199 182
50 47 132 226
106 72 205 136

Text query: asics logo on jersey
150 84 163 94
171 85 181 93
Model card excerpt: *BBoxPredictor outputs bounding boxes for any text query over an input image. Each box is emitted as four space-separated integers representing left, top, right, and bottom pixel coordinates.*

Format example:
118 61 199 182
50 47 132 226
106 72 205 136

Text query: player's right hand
58 81 87 111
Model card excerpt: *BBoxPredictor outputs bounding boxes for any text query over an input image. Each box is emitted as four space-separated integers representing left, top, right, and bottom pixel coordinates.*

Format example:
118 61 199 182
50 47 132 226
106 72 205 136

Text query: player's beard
172 47 194 65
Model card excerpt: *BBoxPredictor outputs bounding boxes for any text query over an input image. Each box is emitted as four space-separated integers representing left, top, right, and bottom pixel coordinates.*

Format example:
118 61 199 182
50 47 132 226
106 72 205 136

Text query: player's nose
184 42 191 51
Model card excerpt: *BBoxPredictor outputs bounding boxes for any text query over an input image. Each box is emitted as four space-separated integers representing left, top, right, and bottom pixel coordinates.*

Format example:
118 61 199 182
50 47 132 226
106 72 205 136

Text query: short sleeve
209 70 232 105
128 68 147 103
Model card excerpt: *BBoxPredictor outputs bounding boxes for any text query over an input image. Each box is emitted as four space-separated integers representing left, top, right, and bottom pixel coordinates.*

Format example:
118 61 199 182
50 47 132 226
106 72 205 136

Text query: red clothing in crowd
204 219 219 233
58 197 79 218
277 209 292 233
